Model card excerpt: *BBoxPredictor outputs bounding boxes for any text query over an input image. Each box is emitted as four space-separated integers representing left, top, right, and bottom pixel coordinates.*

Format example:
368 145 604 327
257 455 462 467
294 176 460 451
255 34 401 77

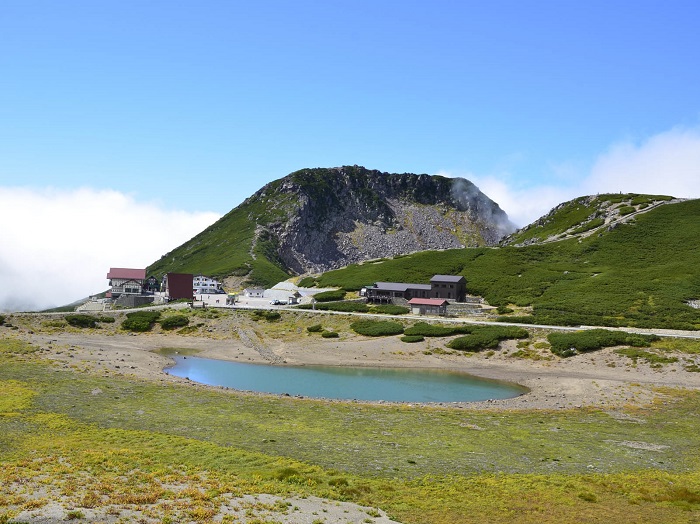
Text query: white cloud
438 125 700 228
0 187 221 312
584 126 700 198
435 170 577 228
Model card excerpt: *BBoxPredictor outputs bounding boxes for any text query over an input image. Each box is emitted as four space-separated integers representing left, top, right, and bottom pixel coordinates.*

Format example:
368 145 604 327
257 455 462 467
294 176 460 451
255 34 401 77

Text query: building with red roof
106 268 146 298
408 298 449 316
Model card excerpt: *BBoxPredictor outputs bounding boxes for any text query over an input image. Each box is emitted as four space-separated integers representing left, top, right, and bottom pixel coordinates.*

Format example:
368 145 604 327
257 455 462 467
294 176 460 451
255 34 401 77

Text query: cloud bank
448 126 700 227
0 187 220 312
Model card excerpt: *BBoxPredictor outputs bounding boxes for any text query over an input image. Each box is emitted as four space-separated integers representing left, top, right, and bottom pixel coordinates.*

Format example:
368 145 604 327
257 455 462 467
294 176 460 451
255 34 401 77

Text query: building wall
166 273 194 300
430 280 466 301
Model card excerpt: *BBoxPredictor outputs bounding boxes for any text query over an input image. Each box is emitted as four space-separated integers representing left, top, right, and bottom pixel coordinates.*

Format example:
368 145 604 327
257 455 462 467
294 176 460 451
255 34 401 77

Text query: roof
408 298 449 306
107 268 146 280
374 282 432 292
430 274 466 283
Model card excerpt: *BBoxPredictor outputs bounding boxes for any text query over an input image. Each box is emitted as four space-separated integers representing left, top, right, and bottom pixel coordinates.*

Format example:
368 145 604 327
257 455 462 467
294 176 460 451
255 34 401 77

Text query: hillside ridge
147 166 515 286
503 193 681 246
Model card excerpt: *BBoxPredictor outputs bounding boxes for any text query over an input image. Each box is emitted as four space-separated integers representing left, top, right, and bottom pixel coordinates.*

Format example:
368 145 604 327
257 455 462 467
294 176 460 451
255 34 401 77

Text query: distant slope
503 193 677 246
306 197 700 330
147 166 514 287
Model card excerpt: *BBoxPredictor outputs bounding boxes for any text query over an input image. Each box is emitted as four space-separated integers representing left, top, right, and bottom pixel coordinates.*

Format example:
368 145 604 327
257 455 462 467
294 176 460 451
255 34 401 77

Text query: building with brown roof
106 268 146 298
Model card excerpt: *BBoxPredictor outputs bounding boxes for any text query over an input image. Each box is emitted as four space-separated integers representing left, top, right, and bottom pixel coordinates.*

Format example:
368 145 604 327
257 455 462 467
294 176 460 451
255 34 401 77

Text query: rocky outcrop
249 166 515 274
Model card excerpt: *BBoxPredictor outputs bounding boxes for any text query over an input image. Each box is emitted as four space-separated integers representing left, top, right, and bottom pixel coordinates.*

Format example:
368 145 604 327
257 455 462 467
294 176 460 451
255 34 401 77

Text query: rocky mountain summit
248 166 515 274
148 166 515 286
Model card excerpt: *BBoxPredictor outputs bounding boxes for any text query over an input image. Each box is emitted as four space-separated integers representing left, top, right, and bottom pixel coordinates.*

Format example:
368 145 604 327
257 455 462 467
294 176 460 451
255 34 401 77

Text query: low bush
121 311 161 332
496 306 514 315
0 315 5 326
42 319 67 328
350 320 404 337
298 301 370 313
618 205 636 216
400 335 425 343
97 316 116 323
497 315 536 324
571 217 605 234
548 329 660 357
65 314 99 328
160 315 190 330
307 324 323 333
252 310 281 322
404 322 470 337
321 330 339 338
446 326 529 352
312 289 346 302
372 304 410 315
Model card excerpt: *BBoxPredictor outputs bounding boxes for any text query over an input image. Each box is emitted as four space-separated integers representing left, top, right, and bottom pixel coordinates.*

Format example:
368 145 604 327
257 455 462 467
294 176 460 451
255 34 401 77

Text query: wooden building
430 275 467 301
162 273 194 301
363 282 432 303
408 298 449 316
106 268 146 298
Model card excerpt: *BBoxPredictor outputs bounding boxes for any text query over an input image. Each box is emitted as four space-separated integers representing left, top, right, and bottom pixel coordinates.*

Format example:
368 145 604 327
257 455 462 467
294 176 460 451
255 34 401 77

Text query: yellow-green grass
2 336 700 523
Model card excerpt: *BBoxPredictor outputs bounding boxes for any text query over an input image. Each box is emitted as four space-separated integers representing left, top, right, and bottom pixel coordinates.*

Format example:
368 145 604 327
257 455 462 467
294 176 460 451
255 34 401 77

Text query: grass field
2 335 700 523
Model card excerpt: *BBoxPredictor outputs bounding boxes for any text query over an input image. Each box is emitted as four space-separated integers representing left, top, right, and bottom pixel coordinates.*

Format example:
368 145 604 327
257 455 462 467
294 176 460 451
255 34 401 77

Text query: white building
193 274 223 294
243 288 265 298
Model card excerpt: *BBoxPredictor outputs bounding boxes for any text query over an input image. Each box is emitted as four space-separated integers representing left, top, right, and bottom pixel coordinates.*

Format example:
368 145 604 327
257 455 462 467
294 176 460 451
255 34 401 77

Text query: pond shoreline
165 353 529 403
18 329 700 411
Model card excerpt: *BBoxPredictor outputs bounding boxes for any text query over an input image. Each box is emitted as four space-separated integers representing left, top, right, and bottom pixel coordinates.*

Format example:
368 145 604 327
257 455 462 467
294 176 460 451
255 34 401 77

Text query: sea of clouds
0 188 220 312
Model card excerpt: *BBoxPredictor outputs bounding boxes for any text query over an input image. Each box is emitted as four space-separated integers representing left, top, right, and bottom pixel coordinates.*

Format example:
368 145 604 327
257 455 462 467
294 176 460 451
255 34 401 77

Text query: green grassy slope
505 193 674 245
147 179 293 287
306 198 700 329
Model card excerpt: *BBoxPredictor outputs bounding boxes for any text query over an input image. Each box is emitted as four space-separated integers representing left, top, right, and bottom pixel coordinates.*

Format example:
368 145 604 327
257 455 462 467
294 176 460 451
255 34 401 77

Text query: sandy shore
19 326 700 411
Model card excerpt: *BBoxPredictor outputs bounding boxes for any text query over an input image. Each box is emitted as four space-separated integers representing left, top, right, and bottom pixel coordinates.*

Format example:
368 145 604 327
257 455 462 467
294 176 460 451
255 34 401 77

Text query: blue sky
1 0 699 310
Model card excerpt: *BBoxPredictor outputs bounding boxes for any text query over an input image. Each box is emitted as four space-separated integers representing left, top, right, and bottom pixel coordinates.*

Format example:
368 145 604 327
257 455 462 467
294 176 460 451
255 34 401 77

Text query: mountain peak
148 166 515 287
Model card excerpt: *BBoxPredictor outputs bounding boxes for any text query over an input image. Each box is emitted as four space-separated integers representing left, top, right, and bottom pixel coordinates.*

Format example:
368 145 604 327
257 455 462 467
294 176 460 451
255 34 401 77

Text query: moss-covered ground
2 335 700 523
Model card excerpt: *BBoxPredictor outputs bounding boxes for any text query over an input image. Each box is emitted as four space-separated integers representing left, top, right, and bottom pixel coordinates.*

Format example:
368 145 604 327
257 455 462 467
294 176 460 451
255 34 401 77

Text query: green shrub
312 289 346 302
571 217 605 234
97 316 116 323
65 314 99 328
42 319 67 328
548 329 660 357
496 315 536 324
350 320 404 337
0 315 5 326
446 326 529 352
618 205 635 216
401 335 425 343
298 301 370 313
122 311 161 332
372 304 410 315
321 330 339 338
496 306 514 315
252 310 281 322
298 276 316 287
121 317 153 332
307 324 323 333
404 322 470 337
160 315 190 330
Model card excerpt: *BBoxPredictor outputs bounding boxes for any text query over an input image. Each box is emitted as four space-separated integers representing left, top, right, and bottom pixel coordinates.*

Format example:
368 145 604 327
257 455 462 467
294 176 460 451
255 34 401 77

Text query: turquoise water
166 356 526 403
